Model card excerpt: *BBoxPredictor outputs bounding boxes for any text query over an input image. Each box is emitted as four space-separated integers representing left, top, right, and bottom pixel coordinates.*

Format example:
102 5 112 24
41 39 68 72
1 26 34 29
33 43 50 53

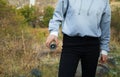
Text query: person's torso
62 0 107 37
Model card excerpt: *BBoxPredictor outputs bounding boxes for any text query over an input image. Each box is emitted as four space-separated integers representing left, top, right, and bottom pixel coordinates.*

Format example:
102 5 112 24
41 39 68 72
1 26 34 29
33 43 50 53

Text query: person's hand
46 35 59 48
99 54 108 64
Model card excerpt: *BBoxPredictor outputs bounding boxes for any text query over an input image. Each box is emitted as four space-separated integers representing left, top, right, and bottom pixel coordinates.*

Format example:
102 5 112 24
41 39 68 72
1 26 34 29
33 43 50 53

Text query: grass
0 25 61 77
0 25 120 77
0 1 120 77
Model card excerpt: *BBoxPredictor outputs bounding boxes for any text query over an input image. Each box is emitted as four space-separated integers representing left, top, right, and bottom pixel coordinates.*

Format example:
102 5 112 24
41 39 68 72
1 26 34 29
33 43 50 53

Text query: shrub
111 7 120 42
0 0 25 27
18 5 38 27
43 6 54 27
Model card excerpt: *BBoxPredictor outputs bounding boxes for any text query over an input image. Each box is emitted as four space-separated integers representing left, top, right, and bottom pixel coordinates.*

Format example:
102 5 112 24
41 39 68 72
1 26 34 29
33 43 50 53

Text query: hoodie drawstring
87 0 94 16
78 0 83 15
79 0 94 16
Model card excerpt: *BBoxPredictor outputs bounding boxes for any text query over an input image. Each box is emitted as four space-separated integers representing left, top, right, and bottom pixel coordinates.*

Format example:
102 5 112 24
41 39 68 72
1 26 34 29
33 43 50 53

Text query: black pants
58 34 100 77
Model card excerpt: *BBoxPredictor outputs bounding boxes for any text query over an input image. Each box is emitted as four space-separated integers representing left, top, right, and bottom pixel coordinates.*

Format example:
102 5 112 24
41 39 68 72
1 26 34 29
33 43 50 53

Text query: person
46 0 111 77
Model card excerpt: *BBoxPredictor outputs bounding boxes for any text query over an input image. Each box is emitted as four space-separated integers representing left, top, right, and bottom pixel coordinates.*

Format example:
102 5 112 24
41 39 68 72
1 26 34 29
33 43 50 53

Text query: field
0 26 62 77
0 1 120 77
0 26 120 77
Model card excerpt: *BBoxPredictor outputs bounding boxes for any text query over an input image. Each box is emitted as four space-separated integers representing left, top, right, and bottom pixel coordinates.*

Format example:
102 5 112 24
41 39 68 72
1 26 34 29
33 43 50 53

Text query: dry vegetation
0 26 62 77
0 0 120 77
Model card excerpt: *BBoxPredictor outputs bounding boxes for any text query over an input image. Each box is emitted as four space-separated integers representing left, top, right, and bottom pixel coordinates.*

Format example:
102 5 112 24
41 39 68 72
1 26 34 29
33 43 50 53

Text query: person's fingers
46 38 50 48
45 35 58 48
46 36 52 48
100 54 108 63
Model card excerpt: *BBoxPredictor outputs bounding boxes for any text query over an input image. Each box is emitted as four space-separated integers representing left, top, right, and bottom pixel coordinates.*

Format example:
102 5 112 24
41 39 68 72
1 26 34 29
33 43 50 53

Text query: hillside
8 0 57 11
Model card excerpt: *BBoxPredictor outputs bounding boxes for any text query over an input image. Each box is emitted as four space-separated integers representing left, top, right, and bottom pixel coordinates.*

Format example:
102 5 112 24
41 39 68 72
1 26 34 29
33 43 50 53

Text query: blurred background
0 0 120 77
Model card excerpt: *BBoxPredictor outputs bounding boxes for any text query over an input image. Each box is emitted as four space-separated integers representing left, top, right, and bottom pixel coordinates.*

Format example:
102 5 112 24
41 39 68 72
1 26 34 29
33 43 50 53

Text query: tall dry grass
0 1 120 77
0 26 62 77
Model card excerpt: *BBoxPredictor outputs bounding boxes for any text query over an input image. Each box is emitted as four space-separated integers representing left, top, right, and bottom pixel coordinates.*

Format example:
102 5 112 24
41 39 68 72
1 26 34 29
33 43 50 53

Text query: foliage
19 6 36 22
18 5 43 28
0 0 7 7
111 7 120 42
43 6 54 27
0 0 25 27
0 24 59 77
0 0 120 77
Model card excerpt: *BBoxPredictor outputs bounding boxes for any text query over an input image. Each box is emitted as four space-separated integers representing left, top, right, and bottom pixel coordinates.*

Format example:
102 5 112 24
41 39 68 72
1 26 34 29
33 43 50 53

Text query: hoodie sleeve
100 0 111 52
48 0 69 36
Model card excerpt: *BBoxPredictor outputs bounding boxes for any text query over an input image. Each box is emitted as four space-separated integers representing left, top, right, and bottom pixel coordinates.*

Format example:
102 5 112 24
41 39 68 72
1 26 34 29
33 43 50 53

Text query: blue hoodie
49 0 111 52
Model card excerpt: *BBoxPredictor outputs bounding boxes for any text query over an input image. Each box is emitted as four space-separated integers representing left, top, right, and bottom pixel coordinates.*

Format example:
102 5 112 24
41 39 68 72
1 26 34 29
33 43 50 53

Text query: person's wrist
101 50 108 55
50 31 58 37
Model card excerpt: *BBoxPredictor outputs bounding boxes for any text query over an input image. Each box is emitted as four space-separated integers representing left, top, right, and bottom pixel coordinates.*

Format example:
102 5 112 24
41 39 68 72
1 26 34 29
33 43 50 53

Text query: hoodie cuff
101 50 108 55
50 31 58 37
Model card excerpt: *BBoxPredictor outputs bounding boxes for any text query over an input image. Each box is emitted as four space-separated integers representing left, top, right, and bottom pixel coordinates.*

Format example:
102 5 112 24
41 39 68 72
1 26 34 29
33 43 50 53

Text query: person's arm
100 0 111 53
46 0 69 48
99 0 111 63
49 0 69 37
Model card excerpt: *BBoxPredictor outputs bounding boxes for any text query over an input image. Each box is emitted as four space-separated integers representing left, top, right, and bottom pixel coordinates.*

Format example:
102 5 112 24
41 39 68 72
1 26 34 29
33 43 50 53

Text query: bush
0 0 7 7
18 5 38 27
0 0 25 27
111 7 120 42
43 6 54 27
